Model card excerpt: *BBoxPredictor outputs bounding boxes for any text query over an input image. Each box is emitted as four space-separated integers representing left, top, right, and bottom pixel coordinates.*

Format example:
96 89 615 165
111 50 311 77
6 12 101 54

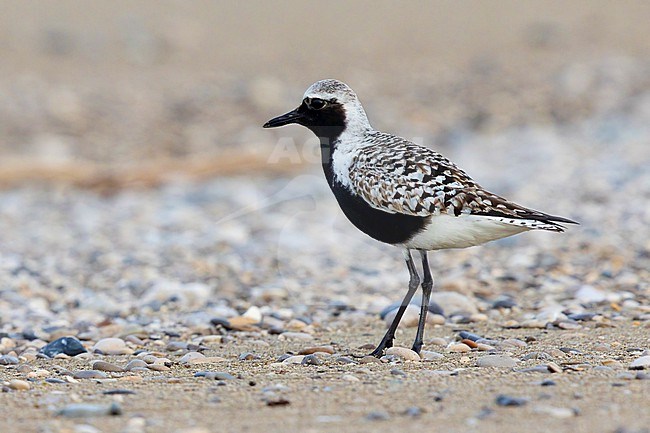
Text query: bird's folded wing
348 137 574 228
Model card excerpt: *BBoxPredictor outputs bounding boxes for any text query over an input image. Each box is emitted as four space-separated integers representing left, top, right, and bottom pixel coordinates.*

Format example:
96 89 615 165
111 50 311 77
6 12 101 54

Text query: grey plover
263 79 577 357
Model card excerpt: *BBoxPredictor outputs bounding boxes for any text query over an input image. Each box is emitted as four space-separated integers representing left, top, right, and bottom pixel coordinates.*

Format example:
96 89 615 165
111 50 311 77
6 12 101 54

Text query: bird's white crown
304 79 372 133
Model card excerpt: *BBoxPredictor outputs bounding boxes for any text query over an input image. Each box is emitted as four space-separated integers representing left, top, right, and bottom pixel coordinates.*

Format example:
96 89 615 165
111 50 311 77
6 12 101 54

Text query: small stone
420 350 444 361
278 332 313 341
341 374 360 382
147 363 170 371
225 316 259 331
476 343 496 351
390 368 406 377
102 389 136 395
477 355 518 368
282 355 305 364
495 395 528 407
298 345 335 355
166 341 189 351
366 410 390 421
337 356 357 364
459 331 483 342
197 371 236 380
575 285 606 303
93 338 132 355
92 361 124 372
242 306 263 323
461 339 478 348
28 369 51 379
179 352 206 364
124 359 148 371
403 406 423 417
73 370 108 379
541 379 556 386
547 362 563 373
0 355 19 365
239 352 260 361
57 402 122 417
429 337 447 346
285 319 308 331
40 337 87 358
385 347 420 361
301 354 322 366
447 343 471 353
8 379 30 391
629 356 650 370
501 339 527 348
45 378 67 384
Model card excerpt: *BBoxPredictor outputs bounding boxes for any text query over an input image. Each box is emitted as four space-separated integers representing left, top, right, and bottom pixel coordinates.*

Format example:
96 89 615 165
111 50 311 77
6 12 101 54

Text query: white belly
403 214 529 250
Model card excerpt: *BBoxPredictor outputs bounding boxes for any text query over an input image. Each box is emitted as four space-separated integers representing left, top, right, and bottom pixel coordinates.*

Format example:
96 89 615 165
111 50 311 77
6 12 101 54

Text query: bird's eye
308 98 327 110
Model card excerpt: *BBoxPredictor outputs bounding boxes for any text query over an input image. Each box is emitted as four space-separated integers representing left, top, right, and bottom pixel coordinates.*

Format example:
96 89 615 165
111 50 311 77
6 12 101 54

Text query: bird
263 79 577 357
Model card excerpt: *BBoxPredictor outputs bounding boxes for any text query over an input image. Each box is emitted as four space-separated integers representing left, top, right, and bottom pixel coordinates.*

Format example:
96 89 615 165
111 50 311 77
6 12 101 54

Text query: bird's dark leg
412 250 433 354
368 250 420 358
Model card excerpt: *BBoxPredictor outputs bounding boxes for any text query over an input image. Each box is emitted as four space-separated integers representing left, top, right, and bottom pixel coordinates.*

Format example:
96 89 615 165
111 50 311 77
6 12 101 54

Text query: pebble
547 362 563 373
301 354 322 366
242 305 263 322
337 356 358 364
385 347 420 361
495 394 528 407
92 361 124 372
40 336 87 358
429 337 447 346
73 370 108 379
93 338 132 355
629 356 650 370
8 379 31 391
179 352 206 364
403 406 423 417
195 371 236 380
477 355 518 368
239 352 260 361
298 345 335 355
147 363 170 371
125 359 148 371
0 355 19 365
282 355 305 364
366 410 390 421
27 369 51 378
57 402 122 417
575 285 607 303
278 332 313 341
447 343 471 353
420 350 444 361
341 374 360 382
476 343 496 351
459 331 483 341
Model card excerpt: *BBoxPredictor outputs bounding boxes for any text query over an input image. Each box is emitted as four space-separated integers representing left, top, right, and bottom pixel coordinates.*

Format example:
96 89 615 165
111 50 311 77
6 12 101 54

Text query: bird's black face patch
296 98 347 145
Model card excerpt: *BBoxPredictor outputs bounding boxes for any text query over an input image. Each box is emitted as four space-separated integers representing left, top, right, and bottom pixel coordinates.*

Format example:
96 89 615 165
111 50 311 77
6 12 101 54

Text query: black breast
304 104 427 246
329 180 428 245
321 155 427 245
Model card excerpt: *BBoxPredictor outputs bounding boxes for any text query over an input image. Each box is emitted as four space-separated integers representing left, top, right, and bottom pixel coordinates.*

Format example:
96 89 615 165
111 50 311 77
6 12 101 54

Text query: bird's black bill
263 108 304 128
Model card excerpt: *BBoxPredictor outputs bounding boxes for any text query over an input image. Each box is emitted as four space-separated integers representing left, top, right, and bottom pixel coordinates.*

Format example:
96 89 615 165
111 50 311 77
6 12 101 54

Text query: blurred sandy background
1 0 649 189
